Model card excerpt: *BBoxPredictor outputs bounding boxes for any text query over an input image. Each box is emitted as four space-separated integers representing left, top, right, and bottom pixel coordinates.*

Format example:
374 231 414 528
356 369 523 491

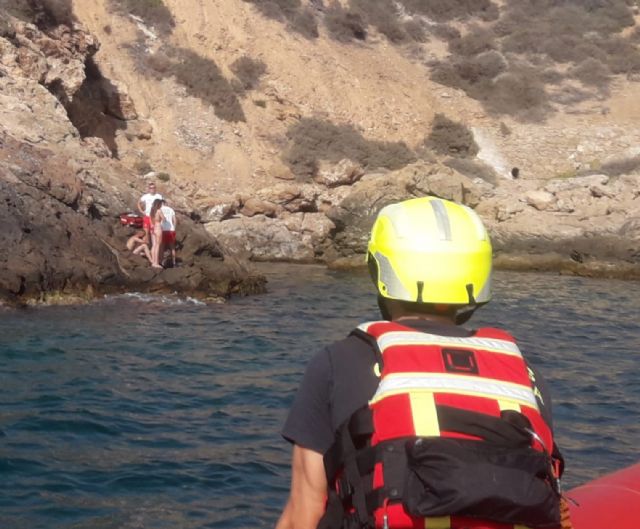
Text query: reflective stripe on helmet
370 373 539 409
374 251 412 300
430 199 452 241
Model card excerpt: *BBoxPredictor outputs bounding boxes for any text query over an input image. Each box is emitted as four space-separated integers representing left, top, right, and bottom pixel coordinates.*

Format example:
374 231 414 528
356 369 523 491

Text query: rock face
0 14 265 305
200 158 640 278
2 4 640 295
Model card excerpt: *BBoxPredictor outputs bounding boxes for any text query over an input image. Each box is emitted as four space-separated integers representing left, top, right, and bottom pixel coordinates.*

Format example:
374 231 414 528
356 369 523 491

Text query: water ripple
0 267 638 528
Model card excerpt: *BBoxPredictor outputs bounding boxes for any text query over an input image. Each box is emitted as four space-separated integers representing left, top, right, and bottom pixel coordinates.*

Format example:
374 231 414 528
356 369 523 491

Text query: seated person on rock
126 230 152 263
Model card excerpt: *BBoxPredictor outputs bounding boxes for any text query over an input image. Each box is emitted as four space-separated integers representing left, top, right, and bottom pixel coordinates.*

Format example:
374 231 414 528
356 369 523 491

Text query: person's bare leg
158 241 165 267
142 244 152 263
151 241 160 267
152 230 163 268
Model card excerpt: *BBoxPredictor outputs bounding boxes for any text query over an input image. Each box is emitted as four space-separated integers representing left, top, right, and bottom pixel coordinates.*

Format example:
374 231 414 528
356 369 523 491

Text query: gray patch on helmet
375 251 411 300
475 269 492 302
462 204 488 240
430 199 452 241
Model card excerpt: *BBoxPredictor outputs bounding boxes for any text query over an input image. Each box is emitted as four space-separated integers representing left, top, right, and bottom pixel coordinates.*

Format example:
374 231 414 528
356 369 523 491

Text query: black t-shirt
282 319 554 454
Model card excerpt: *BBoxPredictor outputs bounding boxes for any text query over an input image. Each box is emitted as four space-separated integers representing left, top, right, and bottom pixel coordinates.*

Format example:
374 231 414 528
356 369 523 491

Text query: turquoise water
1 266 639 529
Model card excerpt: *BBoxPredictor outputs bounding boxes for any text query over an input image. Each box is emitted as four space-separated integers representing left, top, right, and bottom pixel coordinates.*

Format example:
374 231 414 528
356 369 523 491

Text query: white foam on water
103 292 207 306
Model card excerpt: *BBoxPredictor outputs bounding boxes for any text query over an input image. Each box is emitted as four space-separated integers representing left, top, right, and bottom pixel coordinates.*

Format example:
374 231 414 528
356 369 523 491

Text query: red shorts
162 231 176 245
143 215 152 230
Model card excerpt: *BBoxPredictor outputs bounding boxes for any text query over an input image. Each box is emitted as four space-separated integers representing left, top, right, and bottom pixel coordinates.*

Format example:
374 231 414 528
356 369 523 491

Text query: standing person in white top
160 199 177 267
137 182 163 246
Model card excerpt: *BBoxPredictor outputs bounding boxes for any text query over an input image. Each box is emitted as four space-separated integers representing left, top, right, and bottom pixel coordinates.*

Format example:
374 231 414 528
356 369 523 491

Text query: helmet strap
377 295 392 321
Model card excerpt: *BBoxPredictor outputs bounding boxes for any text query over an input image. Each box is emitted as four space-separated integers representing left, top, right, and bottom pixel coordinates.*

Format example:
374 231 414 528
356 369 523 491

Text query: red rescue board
119 213 143 228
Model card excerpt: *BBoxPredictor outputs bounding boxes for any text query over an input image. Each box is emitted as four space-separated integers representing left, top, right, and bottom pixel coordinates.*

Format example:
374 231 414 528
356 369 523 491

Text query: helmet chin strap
377 295 392 321
378 283 487 324
455 283 481 325
455 306 477 325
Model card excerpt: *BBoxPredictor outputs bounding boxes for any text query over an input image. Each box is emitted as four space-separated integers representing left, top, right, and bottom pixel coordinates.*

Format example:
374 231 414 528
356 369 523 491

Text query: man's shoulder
324 329 378 362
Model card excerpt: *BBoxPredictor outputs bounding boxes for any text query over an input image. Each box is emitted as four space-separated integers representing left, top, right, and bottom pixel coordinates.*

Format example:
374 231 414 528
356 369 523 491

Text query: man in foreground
276 197 569 529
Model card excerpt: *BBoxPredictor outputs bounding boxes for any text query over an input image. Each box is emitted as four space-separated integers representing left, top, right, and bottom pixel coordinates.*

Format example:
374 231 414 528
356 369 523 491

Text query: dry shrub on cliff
325 4 367 42
243 0 319 39
230 56 268 91
448 26 496 57
290 8 319 39
431 51 507 102
109 0 175 36
600 156 640 177
431 24 461 41
404 19 428 43
569 58 611 88
499 1 639 74
485 69 550 121
0 13 14 38
1 0 75 28
429 0 640 119
601 37 640 75
425 114 478 158
350 0 410 43
399 0 498 23
244 0 300 19
444 157 498 185
144 46 246 122
284 118 416 178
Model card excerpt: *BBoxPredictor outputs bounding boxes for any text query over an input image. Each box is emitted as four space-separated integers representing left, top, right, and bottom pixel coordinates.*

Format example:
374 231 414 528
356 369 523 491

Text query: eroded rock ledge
199 161 640 280
0 14 265 306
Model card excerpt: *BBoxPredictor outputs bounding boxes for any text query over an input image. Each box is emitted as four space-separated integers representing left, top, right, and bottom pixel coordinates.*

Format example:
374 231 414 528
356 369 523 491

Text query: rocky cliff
2 0 640 307
0 7 265 306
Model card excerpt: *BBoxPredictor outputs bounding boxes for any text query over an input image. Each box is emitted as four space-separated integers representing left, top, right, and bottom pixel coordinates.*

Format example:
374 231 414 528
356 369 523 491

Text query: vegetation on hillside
283 115 477 178
230 56 268 91
239 0 640 121
133 44 247 122
284 118 416 178
425 114 478 157
0 0 75 28
108 0 175 36
242 0 319 38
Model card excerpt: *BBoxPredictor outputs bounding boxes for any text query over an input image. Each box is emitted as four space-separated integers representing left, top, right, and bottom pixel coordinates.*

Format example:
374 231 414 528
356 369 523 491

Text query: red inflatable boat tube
567 462 640 529
119 212 143 229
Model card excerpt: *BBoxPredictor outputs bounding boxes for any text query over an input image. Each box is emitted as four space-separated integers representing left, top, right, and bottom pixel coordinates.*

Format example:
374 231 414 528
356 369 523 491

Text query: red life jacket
321 321 564 529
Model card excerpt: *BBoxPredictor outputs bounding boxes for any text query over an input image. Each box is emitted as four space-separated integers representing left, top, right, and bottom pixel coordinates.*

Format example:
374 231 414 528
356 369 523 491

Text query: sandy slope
71 0 640 195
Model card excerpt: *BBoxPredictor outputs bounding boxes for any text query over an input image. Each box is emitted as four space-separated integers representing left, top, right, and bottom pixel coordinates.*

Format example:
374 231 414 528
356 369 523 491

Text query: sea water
1 266 638 529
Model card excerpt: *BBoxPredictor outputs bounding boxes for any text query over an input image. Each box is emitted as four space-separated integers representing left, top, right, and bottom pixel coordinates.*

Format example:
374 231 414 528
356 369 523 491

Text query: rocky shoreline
1 10 638 308
0 14 266 307
199 163 640 281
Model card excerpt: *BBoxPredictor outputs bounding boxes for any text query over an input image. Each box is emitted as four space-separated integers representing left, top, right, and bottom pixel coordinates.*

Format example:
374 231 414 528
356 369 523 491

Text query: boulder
525 190 557 211
315 159 365 187
544 174 609 194
240 197 279 217
205 215 317 262
253 183 319 213
199 195 240 222
410 163 487 207
102 80 138 121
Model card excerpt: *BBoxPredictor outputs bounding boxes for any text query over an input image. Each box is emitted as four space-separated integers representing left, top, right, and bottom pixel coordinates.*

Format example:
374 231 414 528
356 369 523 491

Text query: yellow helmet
367 196 492 306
